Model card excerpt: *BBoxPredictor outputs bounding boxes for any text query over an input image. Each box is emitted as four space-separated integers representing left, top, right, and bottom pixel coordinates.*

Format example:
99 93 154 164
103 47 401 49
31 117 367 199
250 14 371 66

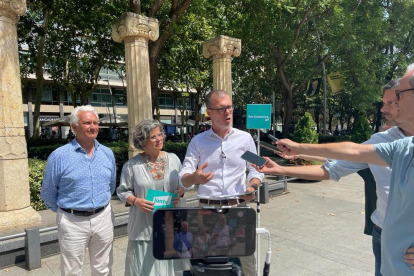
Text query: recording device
259 141 281 153
267 134 279 142
152 207 256 260
241 151 268 168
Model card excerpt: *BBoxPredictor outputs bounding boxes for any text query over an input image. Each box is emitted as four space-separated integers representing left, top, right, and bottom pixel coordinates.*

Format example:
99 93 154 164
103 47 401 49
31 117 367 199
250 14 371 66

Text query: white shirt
179 128 264 198
323 126 406 228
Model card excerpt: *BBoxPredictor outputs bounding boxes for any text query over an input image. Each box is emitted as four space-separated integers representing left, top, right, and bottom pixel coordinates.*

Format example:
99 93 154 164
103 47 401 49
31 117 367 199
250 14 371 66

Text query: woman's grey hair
70 105 99 126
205 90 229 108
133 119 164 150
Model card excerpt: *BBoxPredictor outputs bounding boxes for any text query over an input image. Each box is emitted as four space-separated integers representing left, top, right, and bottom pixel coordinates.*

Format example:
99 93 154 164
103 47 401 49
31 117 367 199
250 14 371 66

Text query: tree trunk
149 53 159 119
32 10 51 139
282 89 293 138
194 90 201 134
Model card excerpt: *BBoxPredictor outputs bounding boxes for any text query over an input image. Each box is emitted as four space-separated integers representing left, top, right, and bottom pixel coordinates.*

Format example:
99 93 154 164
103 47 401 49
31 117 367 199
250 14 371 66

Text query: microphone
221 151 226 158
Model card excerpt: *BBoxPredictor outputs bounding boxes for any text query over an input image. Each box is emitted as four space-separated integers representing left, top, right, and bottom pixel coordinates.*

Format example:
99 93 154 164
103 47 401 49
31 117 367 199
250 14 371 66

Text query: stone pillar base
0 207 41 230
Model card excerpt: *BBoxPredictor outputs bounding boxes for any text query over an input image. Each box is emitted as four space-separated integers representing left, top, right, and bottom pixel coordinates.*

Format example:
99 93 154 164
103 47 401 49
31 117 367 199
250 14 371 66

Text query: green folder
146 189 177 212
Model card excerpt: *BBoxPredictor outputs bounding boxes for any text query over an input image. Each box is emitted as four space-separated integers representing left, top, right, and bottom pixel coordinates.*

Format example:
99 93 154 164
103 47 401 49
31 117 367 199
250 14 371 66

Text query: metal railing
0 177 296 243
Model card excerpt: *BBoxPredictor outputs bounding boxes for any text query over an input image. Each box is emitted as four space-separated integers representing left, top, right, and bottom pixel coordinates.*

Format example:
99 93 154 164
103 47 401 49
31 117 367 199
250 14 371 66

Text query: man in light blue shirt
255 80 407 275
41 105 116 276
257 64 414 275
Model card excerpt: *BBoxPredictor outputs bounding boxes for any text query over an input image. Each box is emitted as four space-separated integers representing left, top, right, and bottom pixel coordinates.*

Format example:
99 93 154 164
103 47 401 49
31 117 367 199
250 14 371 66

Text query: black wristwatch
251 184 259 191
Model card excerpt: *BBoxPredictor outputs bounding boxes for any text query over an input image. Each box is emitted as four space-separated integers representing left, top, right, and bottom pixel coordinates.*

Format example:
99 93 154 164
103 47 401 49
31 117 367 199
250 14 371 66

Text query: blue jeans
372 225 382 276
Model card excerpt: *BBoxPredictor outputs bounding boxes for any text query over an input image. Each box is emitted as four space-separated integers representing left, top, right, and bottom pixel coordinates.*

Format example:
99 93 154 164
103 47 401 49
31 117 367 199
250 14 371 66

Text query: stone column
112 12 159 158
203 35 241 100
0 0 41 229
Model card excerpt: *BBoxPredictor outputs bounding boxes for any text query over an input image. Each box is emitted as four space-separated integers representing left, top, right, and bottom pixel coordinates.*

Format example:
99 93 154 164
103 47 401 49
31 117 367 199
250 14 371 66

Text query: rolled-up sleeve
41 153 60 212
323 159 368 182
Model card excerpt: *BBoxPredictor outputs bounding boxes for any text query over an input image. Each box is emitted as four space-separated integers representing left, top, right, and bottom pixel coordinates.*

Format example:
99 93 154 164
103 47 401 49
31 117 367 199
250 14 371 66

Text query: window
114 89 127 106
176 98 191 110
159 93 174 109
89 88 113 107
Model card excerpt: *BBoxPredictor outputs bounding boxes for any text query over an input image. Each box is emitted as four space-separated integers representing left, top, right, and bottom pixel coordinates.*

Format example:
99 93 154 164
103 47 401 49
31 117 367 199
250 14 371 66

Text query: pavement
0 173 374 276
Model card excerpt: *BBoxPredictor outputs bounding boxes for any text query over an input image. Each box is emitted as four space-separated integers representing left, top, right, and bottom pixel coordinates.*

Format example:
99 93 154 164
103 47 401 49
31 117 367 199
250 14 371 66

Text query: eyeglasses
149 133 164 141
208 105 233 114
395 88 414 100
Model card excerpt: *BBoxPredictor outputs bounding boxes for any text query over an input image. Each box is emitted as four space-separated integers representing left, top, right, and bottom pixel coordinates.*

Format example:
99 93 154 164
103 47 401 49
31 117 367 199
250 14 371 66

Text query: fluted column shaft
112 13 159 158
0 0 41 229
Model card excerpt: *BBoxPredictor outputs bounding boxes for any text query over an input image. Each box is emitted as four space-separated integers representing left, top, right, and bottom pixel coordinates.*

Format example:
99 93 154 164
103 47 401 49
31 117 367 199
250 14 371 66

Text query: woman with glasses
117 119 185 276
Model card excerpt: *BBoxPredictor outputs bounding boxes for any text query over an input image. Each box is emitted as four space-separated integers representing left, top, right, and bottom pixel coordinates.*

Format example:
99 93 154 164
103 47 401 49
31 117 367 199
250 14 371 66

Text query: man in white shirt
179 90 264 276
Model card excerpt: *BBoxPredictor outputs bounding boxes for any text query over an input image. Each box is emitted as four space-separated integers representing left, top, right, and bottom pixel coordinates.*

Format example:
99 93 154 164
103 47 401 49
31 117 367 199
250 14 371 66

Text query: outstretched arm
252 157 330 180
276 140 388 166
277 152 327 163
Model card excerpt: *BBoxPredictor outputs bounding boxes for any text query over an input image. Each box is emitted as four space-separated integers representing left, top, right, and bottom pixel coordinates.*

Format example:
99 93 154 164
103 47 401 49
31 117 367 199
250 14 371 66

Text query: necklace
143 153 166 180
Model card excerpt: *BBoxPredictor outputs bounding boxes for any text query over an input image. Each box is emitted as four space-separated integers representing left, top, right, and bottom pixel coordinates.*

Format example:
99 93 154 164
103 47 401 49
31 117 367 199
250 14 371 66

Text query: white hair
70 105 99 126
406 63 414 88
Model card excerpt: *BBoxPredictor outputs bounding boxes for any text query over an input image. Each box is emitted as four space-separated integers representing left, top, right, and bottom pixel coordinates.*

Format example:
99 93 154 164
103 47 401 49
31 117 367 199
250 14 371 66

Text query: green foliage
293 112 318 144
351 116 372 143
28 159 47 211
163 142 189 162
28 144 62 159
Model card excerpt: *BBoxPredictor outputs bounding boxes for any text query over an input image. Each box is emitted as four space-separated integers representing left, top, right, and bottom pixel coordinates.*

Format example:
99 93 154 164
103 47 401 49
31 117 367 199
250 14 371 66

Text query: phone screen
153 207 256 260
240 151 267 167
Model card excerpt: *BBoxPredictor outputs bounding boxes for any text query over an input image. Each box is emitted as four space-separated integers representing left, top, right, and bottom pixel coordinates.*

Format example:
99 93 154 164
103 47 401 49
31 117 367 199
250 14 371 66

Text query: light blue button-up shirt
374 137 414 276
41 139 116 212
323 127 406 228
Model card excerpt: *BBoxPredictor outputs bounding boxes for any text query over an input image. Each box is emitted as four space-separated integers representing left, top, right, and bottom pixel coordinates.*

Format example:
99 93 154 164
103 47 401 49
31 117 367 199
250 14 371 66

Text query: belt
60 204 108 217
199 198 245 205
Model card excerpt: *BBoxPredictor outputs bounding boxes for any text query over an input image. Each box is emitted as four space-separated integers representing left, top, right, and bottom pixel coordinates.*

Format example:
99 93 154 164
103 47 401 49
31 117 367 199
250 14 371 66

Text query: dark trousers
372 225 382 276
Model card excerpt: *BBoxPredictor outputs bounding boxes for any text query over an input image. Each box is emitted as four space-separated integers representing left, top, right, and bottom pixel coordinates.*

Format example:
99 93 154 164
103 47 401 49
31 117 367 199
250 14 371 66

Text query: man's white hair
70 105 99 126
406 63 414 88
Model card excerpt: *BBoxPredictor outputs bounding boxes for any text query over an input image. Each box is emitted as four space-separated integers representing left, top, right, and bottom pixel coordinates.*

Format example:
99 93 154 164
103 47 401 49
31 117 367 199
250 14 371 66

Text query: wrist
132 197 139 207
250 184 259 191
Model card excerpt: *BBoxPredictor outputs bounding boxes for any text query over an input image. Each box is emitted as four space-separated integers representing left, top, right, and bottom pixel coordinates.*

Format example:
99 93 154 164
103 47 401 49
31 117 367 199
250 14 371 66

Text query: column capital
203 35 241 59
0 0 26 23
112 12 159 43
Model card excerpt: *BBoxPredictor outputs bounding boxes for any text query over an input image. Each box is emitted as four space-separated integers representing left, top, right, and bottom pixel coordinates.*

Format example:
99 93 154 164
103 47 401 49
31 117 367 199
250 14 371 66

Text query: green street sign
246 104 271 129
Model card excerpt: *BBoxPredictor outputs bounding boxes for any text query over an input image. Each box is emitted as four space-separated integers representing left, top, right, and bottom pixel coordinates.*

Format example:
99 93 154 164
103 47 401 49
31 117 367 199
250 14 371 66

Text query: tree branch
147 0 165 17
130 0 141 14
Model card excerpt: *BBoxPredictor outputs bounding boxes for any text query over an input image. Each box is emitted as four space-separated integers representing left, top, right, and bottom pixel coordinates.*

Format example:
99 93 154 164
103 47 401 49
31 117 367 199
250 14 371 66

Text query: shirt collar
71 138 100 152
207 127 235 140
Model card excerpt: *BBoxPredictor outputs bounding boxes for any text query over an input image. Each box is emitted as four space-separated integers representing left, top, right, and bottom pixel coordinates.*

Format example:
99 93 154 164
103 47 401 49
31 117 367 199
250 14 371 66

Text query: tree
159 0 224 133
293 112 318 144
19 0 127 138
19 0 56 139
351 115 372 143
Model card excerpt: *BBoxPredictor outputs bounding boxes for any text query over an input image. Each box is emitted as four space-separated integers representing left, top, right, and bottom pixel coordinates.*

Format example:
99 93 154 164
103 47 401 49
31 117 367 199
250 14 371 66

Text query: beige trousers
57 205 114 276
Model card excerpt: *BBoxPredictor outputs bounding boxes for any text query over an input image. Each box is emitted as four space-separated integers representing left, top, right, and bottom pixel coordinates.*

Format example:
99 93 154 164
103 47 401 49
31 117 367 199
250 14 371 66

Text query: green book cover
146 189 177 212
